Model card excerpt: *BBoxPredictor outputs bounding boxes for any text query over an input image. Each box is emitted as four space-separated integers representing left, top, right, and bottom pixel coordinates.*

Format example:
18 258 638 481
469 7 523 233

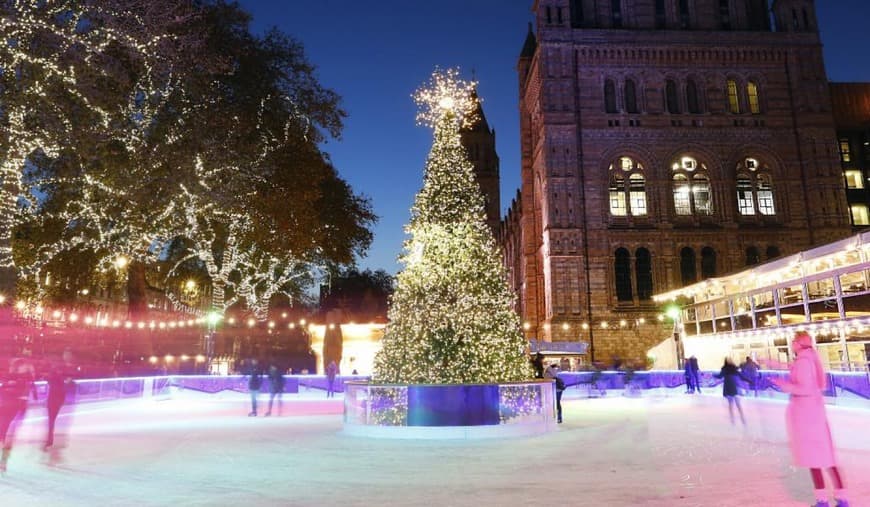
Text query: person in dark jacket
325 360 338 398
684 357 695 393
1 357 37 472
246 359 263 417
544 364 565 423
264 365 284 416
690 356 702 394
714 357 746 426
740 356 760 397
45 349 76 450
532 352 545 379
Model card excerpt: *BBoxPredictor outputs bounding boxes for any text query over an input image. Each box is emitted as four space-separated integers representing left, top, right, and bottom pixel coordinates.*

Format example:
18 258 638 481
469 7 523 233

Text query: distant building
501 0 853 364
831 83 870 228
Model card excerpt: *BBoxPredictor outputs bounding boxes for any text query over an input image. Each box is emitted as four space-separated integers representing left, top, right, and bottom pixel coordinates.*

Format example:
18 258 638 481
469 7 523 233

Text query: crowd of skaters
242 358 341 417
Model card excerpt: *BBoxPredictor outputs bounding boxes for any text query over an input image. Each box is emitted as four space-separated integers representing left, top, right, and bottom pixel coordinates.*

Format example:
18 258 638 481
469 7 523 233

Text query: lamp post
204 310 221 374
665 305 683 368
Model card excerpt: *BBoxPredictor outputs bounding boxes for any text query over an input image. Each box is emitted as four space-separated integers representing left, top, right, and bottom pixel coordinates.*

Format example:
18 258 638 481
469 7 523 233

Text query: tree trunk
126 260 149 319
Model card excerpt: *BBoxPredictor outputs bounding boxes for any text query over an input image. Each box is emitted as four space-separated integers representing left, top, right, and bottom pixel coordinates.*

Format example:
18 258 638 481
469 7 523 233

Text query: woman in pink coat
767 331 848 507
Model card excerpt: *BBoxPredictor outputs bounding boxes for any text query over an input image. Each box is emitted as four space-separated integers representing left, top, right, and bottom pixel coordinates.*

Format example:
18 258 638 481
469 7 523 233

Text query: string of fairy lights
0 293 383 333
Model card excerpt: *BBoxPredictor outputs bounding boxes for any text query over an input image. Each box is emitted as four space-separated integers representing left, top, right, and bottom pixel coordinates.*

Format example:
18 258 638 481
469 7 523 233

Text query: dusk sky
240 1 870 275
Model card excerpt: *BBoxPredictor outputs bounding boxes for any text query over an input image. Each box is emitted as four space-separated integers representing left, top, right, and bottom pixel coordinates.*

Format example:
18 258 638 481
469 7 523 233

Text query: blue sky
240 1 870 275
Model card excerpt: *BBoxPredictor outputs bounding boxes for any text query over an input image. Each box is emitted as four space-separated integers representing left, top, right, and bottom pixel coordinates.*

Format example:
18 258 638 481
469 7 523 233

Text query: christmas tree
373 69 532 384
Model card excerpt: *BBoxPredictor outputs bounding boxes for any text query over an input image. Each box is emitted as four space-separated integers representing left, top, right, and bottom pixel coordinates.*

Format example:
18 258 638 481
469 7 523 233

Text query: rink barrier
23 371 870 407
342 380 558 439
26 374 370 407
557 370 870 401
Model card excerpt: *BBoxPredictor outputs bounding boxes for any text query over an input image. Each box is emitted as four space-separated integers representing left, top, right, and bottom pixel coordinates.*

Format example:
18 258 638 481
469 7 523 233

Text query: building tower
505 0 851 363
460 95 501 233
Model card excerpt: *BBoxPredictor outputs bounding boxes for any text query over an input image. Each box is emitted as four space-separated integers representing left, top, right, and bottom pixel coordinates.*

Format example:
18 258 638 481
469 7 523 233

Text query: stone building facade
501 0 852 363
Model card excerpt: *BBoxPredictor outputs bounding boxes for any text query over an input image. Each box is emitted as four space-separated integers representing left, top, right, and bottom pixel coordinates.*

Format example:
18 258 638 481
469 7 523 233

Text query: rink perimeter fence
19 370 870 408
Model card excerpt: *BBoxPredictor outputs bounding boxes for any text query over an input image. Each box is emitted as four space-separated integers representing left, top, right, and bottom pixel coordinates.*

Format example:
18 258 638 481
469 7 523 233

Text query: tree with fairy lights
373 69 532 384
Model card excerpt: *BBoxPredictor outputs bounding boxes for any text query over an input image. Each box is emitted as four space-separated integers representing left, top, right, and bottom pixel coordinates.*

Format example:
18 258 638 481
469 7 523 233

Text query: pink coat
779 348 837 468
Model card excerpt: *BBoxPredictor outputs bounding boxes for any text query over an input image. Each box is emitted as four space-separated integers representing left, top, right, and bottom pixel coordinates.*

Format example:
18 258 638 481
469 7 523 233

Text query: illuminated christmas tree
373 69 532 384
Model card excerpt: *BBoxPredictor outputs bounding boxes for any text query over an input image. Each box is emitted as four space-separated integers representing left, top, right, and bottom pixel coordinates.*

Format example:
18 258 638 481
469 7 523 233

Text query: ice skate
834 500 849 507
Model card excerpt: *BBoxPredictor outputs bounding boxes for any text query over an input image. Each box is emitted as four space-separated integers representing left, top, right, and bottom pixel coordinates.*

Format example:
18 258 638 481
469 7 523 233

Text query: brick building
499 0 852 364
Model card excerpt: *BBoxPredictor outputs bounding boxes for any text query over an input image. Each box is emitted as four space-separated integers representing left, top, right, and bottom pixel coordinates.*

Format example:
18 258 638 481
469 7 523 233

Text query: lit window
727 79 740 114
692 174 712 215
629 174 647 216
747 81 760 114
851 205 870 226
745 158 758 171
620 156 633 171
757 175 775 215
845 170 864 189
839 139 852 163
609 175 627 216
737 176 755 215
673 174 691 215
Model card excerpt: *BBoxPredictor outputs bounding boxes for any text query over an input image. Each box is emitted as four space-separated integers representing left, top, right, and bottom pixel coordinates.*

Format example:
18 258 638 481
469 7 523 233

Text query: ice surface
1 389 868 506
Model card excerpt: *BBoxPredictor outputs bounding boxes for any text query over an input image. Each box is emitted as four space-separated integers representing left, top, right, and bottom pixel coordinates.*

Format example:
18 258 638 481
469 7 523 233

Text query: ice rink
1 389 868 507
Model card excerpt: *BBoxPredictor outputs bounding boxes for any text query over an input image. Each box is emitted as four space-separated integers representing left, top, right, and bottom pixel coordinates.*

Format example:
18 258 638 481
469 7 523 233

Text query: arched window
605 79 617 113
666 80 680 114
609 157 646 216
736 175 755 215
611 0 622 28
701 247 716 279
719 0 732 30
624 79 638 113
570 0 584 27
766 246 780 260
747 81 760 114
680 247 697 285
655 0 666 28
735 158 776 217
727 79 740 113
686 79 701 114
757 174 775 215
672 156 712 216
673 174 691 215
636 248 653 300
615 248 633 301
692 174 712 215
609 174 627 216
745 246 760 266
678 0 690 29
629 174 647 216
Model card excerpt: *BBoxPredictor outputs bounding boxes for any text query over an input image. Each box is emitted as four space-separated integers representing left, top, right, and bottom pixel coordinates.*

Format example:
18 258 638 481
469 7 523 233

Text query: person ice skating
740 356 760 397
0 357 37 473
684 357 696 393
762 331 850 507
246 359 263 417
264 364 284 416
689 356 702 393
326 360 338 398
544 363 564 423
45 349 76 451
714 357 746 425
532 352 544 379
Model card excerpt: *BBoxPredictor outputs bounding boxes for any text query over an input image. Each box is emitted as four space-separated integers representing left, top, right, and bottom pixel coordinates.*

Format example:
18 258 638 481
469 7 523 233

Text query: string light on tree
373 68 531 384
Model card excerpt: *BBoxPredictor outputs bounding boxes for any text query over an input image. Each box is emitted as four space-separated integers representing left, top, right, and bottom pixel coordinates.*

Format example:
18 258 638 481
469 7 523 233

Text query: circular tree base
343 380 556 440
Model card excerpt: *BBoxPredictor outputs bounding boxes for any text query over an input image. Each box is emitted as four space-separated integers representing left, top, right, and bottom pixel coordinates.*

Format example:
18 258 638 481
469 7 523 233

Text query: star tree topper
413 67 479 129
